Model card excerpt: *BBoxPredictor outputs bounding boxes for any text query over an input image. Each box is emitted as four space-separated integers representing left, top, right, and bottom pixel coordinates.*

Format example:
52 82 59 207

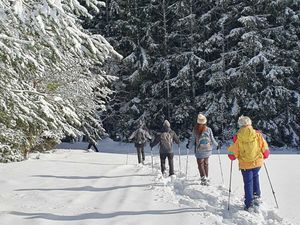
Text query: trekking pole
264 162 279 208
228 160 233 211
217 144 224 184
126 147 130 165
178 145 182 173
185 147 189 179
150 147 154 173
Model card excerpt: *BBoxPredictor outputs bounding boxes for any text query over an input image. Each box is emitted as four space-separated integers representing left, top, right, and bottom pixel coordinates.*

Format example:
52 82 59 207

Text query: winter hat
163 120 170 128
238 115 252 127
197 113 207 124
138 120 144 128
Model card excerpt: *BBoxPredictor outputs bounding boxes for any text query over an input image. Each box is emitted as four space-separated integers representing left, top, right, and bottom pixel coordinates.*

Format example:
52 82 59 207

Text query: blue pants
241 167 261 207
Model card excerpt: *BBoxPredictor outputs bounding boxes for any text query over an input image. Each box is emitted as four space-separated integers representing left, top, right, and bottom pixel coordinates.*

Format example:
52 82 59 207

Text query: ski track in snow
139 158 293 225
0 149 296 225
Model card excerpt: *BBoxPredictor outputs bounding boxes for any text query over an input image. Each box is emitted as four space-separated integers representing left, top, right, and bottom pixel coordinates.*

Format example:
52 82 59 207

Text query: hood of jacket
163 127 171 132
237 126 257 143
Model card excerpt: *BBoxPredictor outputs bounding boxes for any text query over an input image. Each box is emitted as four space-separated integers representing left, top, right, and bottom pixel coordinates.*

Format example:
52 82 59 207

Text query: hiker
228 115 270 211
187 113 218 185
87 136 99 152
150 120 180 177
129 123 152 164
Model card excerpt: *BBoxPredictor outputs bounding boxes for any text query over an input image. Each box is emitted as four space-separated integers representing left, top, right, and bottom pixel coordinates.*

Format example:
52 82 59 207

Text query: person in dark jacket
87 137 99 152
150 120 180 176
129 123 152 164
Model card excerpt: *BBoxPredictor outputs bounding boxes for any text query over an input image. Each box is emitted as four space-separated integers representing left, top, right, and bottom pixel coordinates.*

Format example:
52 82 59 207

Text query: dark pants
241 167 261 207
196 157 209 178
87 142 99 152
160 153 174 176
136 146 145 164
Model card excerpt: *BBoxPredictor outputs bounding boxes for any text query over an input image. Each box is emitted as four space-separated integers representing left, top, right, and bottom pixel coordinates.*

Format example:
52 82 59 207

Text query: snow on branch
247 52 268 67
0 0 120 160
0 34 34 45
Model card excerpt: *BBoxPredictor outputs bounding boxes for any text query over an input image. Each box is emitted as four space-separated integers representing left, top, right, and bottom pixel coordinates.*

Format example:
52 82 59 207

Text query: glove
228 154 236 161
263 150 270 159
186 143 189 149
232 135 237 143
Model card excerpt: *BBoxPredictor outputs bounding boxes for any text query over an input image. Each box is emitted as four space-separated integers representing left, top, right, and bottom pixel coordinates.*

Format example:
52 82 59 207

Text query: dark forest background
83 0 300 147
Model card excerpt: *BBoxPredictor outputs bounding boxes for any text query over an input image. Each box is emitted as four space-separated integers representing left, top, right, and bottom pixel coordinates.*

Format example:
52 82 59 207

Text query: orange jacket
228 126 269 170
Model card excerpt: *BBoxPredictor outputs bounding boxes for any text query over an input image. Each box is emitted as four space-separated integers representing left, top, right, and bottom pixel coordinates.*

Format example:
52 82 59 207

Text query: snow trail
0 149 296 225
144 157 294 225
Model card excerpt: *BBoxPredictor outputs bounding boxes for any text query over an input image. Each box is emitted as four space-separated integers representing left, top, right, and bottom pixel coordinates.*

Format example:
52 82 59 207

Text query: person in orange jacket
228 116 270 211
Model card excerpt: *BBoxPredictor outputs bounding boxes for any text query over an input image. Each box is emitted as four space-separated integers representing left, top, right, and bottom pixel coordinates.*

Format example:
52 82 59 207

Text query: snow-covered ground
0 139 299 225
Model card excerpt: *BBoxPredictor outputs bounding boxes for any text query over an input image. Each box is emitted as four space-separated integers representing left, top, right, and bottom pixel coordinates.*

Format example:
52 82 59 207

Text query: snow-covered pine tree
161 0 207 135
83 0 299 147
202 0 300 146
84 0 155 140
0 0 121 162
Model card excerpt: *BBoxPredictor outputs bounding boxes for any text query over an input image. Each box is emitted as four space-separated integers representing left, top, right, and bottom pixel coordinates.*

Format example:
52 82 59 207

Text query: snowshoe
161 171 168 178
244 203 254 212
170 174 176 182
253 195 262 206
244 202 261 214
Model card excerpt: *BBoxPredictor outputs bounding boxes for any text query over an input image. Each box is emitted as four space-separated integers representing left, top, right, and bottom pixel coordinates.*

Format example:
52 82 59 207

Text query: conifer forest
0 0 299 162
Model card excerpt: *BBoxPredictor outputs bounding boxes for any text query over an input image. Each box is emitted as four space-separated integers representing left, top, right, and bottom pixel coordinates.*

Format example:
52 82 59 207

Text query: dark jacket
150 127 180 153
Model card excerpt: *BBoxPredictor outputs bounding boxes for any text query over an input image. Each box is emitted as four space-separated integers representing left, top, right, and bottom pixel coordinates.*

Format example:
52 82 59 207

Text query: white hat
238 115 252 127
163 120 170 128
197 113 207 124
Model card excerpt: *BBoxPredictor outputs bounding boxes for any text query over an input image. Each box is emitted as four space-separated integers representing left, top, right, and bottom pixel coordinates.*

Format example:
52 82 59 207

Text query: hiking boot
205 177 210 184
170 174 176 181
200 177 208 186
244 202 254 212
253 195 262 206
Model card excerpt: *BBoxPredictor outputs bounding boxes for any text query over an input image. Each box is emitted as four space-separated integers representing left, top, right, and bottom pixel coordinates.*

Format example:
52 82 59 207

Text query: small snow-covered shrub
31 131 62 153
0 145 23 163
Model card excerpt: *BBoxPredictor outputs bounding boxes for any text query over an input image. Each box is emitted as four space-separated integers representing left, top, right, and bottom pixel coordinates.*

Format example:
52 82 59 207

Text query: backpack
196 131 211 152
160 131 173 149
135 129 146 144
239 132 262 162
